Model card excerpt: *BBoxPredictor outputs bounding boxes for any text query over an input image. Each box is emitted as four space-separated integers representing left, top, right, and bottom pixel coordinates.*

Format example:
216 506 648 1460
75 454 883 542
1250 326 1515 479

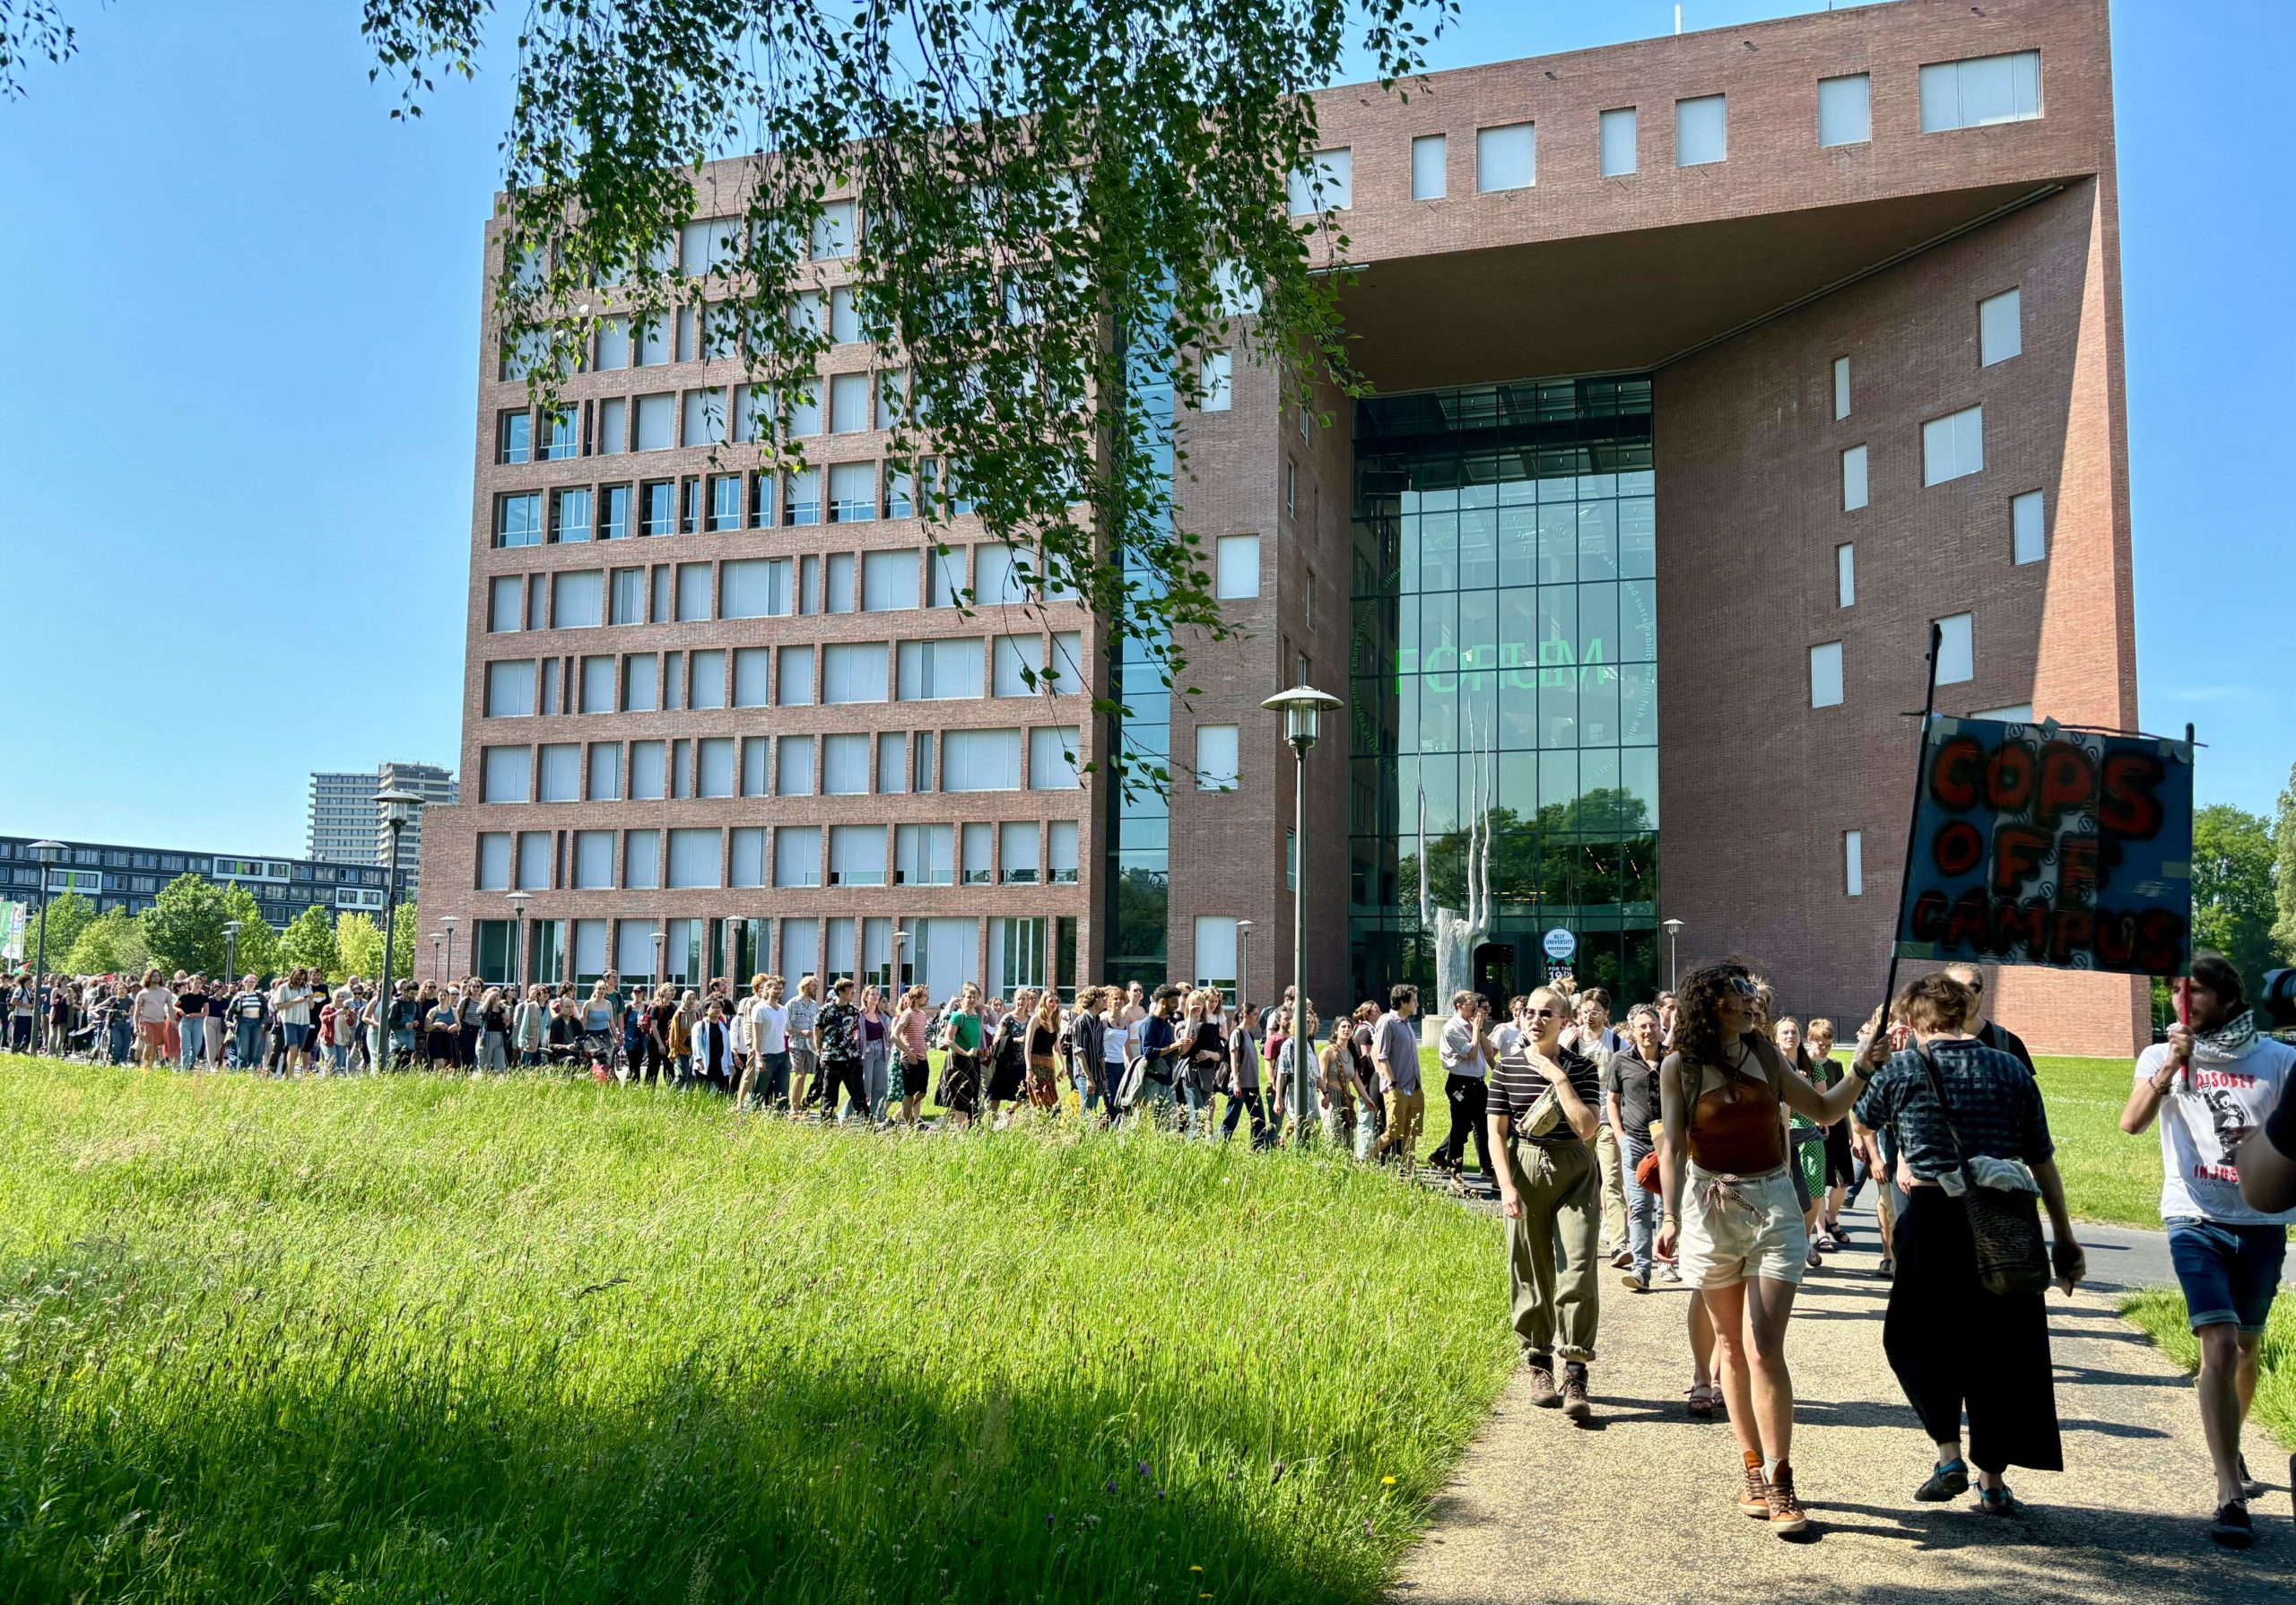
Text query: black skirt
940 1050 981 1116
1883 1188 2063 1473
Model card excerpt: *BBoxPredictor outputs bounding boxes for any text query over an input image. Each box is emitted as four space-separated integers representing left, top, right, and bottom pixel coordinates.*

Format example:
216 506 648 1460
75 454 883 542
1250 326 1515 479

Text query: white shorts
1679 1166 1807 1288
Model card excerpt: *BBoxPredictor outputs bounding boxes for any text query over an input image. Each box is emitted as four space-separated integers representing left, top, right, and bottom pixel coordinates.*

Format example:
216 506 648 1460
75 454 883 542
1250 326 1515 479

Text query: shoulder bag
1912 1045 2050 1297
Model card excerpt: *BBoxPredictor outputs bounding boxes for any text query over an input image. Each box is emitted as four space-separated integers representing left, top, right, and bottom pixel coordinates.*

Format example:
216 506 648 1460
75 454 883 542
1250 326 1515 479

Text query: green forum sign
1397 637 1617 694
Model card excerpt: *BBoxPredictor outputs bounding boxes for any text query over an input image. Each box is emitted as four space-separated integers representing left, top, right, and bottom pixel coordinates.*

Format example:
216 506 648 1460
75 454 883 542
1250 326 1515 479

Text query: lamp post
439 915 458 985
375 787 425 1073
430 933 443 983
222 920 241 985
29 841 63 1054
892 927 909 990
1662 917 1684 992
1235 919 1253 1018
505 889 531 990
1260 684 1342 1138
652 924 667 989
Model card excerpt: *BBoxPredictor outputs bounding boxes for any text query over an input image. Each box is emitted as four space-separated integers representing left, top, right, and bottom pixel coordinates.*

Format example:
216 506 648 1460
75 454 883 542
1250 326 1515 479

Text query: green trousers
1505 1136 1601 1364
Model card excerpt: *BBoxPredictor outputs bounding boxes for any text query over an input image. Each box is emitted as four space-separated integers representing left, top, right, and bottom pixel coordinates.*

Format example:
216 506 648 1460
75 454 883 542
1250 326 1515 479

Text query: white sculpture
1418 716 1494 1014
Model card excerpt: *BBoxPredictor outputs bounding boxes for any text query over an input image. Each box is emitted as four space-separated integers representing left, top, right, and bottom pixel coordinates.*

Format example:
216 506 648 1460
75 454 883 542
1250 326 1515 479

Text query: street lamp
375 786 425 1073
222 920 242 985
1662 918 1684 992
892 927 909 990
439 914 458 984
430 933 443 983
652 924 667 988
1235 919 1254 1019
504 889 532 991
29 841 63 1054
1260 684 1342 1138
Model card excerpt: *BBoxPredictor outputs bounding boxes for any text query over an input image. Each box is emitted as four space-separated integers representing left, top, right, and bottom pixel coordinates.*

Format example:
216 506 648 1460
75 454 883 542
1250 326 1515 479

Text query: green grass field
0 1055 1513 1604
1405 1047 2165 1228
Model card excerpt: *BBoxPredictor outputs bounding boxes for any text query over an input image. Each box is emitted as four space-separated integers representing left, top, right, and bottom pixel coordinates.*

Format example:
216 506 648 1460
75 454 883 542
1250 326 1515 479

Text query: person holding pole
2118 952 2293 1549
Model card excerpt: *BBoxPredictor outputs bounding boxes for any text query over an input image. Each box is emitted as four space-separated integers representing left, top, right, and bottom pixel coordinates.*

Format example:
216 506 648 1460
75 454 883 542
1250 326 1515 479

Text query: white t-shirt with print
2136 1036 2296 1227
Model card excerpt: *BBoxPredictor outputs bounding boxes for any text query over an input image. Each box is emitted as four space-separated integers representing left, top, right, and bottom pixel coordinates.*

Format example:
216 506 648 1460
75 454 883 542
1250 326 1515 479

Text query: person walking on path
2118 951 2294 1549
859 984 891 1123
131 968 174 1070
1855 971 2083 1520
937 983 986 1129
1608 1003 1669 1290
1429 989 1494 1181
1372 985 1424 1175
1221 1004 1274 1147
1653 961 1873 1536
1487 985 1605 1424
175 976 210 1071
815 978 866 1123
890 984 933 1126
786 975 822 1117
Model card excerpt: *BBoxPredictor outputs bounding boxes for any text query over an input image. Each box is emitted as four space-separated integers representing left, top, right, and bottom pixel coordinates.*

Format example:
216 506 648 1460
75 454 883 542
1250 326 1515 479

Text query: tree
2190 802 2278 998
217 885 280 982
364 0 1446 795
23 889 93 970
65 907 148 976
2274 759 2296 965
335 912 384 984
138 873 230 976
387 902 418 984
277 904 339 979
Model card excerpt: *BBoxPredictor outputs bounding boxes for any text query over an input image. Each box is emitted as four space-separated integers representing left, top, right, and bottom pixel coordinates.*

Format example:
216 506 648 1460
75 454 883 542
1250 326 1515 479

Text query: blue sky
0 0 2288 858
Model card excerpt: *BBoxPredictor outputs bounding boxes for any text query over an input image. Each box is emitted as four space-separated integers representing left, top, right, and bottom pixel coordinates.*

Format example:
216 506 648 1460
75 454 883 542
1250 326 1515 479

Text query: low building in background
0 834 391 933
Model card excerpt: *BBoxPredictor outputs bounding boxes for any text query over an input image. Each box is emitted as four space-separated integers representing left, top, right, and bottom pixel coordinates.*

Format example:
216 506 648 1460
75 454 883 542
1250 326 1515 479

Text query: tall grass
0 1057 1511 1604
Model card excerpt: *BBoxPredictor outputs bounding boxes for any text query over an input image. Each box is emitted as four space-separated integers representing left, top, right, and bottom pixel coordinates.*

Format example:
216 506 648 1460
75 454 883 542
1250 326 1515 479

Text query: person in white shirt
271 968 316 1077
737 973 792 1110
2120 953 2296 1549
1427 990 1493 1181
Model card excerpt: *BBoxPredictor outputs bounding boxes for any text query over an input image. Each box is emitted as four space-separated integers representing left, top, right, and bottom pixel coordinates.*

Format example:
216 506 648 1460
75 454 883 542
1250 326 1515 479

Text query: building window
999 822 1039 884
1841 445 1868 512
674 562 712 622
1284 460 1296 519
1918 50 2041 133
1922 404 1984 486
2011 490 2047 564
571 830 614 889
992 634 1035 698
1844 830 1865 897
862 548 919 611
1817 73 1871 147
1971 703 2034 724
497 410 532 464
894 638 979 701
495 493 544 549
822 641 891 704
587 742 620 800
484 659 535 718
596 316 630 369
696 736 735 797
1200 350 1232 412
1675 95 1726 166
488 576 523 633
812 198 856 260
633 393 675 452
476 833 511 891
596 397 626 455
785 465 822 525
628 740 665 800
778 645 814 706
1979 288 2022 366
827 823 885 887
1285 148 1352 215
1048 819 1079 883
1410 133 1447 200
1935 612 1975 684
829 372 871 434
894 824 954 886
1832 355 1850 421
829 461 877 522
830 284 862 344
622 654 659 712
1836 543 1856 609
640 479 675 537
480 746 531 803
1214 534 1261 601
1196 724 1239 792
1029 726 1080 790
1809 642 1844 709
777 735 815 797
1475 122 1535 192
665 829 719 889
1598 107 1636 177
681 215 736 275
944 728 1023 792
535 742 578 802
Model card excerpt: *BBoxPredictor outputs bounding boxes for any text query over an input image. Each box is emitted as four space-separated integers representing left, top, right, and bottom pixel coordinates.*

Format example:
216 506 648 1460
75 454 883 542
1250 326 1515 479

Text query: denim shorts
2166 1217 2288 1335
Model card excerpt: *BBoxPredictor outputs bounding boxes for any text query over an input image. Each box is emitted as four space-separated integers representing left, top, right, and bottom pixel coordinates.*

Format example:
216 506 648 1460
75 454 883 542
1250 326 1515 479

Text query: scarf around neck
2193 1009 2259 1064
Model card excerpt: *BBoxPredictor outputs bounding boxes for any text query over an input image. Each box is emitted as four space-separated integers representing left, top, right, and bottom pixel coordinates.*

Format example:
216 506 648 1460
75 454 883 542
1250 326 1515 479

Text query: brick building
416 0 2144 1054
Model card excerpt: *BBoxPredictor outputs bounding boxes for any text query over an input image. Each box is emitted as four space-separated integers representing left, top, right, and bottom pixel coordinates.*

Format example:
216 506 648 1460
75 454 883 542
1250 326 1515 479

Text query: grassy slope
2122 1292 2296 1453
1405 1046 2163 1228
0 1057 1511 1605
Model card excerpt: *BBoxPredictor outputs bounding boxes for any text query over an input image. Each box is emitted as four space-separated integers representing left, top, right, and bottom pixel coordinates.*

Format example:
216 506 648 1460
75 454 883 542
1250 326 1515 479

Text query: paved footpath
1394 1211 2288 1603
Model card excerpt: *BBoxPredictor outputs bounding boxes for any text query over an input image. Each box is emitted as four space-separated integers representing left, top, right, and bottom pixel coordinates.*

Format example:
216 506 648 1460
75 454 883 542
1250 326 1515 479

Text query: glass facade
1101 319 1174 990
1350 377 1660 1005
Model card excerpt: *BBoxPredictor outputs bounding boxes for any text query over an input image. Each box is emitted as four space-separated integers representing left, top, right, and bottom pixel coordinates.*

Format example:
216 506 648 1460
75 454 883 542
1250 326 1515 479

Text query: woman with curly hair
1654 960 1872 1536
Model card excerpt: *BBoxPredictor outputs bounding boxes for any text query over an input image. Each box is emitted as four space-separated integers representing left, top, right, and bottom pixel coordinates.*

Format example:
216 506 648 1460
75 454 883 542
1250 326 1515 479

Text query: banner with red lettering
1894 716 2193 976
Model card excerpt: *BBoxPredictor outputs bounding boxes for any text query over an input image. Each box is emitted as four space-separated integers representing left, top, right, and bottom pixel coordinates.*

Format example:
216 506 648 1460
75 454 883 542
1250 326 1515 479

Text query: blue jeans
2167 1217 2288 1335
1623 1140 1658 1277
234 1019 263 1069
179 1023 204 1070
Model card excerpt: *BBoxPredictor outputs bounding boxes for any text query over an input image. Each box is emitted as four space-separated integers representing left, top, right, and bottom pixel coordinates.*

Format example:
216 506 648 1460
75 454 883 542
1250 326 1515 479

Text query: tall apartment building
309 763 458 878
418 0 2144 1052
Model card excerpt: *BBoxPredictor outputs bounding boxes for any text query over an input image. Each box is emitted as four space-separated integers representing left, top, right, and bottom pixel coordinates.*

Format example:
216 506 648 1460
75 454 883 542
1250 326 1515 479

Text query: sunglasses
1527 1007 1560 1019
1727 977 1758 998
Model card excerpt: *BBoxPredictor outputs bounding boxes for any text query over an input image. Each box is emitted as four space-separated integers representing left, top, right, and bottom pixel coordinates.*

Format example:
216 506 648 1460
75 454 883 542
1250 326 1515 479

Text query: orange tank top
1685 1056 1787 1175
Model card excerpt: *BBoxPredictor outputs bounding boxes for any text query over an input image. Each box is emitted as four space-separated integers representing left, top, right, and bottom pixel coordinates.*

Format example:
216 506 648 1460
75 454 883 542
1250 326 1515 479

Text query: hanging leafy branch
0 0 77 99
363 0 1449 794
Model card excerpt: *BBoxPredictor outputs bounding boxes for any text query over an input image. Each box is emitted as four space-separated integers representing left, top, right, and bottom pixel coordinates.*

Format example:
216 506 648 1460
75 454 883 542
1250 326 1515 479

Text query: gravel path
1392 1215 2288 1602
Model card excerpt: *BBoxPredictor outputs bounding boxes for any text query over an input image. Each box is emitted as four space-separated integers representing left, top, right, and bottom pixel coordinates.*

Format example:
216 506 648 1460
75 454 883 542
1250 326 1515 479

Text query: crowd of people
5 945 2291 1549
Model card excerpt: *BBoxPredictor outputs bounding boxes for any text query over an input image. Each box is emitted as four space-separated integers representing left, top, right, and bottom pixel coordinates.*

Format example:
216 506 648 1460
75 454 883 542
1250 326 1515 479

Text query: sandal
1915 1458 1970 1502
1805 1245 1823 1270
1684 1383 1716 1418
1876 1255 1894 1279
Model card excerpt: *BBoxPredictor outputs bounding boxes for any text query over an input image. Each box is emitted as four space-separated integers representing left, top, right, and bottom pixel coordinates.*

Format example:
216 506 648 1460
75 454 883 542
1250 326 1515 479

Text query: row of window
477 724 1083 806
480 631 1087 720
474 818 1084 894
1291 49 2043 213
494 451 964 539
508 198 860 297
0 846 387 887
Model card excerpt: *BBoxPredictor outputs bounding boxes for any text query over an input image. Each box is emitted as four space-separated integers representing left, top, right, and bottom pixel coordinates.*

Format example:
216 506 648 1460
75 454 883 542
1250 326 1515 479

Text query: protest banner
1892 716 2193 976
